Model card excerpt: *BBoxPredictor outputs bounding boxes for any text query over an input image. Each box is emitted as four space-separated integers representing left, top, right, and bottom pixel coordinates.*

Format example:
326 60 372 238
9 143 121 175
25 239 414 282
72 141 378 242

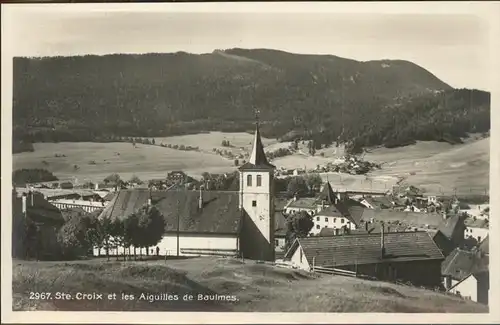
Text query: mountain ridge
12 48 489 153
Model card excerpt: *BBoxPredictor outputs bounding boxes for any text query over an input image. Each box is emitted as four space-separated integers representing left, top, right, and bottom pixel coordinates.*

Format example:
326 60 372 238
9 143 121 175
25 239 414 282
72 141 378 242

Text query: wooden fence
179 248 238 257
312 265 357 277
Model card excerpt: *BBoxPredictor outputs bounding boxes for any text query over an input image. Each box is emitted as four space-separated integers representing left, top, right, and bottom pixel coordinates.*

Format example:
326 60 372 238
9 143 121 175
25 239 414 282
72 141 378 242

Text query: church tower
238 111 276 261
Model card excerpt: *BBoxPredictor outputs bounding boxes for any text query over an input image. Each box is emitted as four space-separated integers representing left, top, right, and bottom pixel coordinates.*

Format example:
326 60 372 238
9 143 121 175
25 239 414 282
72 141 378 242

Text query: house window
247 174 252 186
252 200 257 207
334 218 337 222
316 225 320 229
300 248 303 263
325 217 328 222
341 218 345 224
275 239 279 246
478 236 482 242
256 175 262 187
316 217 320 221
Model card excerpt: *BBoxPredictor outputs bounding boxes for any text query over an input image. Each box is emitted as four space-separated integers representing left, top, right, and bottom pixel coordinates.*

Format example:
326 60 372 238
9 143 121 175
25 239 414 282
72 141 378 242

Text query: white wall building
96 121 277 261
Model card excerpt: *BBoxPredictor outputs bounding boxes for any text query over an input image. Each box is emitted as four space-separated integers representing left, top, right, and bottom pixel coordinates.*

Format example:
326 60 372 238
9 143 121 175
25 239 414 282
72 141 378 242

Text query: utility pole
176 199 180 257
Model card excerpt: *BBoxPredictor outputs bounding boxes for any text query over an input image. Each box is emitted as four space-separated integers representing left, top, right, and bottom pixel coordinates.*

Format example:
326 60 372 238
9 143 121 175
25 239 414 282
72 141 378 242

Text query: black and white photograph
1 2 499 321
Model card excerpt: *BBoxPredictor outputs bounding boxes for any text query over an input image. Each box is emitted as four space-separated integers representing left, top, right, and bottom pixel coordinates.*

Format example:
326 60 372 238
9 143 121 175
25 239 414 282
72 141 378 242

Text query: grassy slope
12 257 487 313
13 133 489 195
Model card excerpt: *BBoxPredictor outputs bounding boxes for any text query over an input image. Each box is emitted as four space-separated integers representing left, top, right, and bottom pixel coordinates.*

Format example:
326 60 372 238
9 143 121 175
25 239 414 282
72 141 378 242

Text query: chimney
381 222 386 258
29 191 34 206
198 186 203 209
321 200 325 209
22 194 27 214
95 183 99 191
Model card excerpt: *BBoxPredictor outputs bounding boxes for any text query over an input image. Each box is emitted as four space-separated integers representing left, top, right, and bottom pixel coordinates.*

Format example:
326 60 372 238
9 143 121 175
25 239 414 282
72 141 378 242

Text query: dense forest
13 49 490 153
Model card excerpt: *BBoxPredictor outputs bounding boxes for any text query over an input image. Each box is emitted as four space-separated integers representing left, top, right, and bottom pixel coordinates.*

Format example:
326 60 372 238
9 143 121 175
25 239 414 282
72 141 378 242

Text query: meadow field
12 257 487 313
12 132 489 195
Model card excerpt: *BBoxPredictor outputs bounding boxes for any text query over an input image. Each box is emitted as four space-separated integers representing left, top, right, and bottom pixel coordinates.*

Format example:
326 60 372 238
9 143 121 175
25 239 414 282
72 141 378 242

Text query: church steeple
319 181 336 205
239 108 275 170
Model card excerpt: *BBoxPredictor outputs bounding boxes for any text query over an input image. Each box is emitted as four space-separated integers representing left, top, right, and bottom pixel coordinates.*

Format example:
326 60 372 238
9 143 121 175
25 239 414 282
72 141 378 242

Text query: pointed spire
319 181 336 205
240 108 274 170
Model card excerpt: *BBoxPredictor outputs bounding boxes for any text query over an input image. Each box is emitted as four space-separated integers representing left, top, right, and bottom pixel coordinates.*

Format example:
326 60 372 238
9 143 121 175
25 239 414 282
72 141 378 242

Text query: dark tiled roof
103 192 117 201
438 214 466 239
99 189 241 234
318 182 336 204
478 236 489 255
13 193 64 225
316 205 343 218
274 197 290 211
363 196 393 209
432 230 456 256
289 231 444 267
351 222 411 235
442 248 489 281
61 207 89 221
286 197 318 209
464 217 489 229
348 206 444 229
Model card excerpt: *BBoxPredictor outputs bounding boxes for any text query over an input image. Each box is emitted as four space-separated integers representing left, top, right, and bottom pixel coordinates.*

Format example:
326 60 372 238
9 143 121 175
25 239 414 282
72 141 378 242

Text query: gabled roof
239 124 275 171
286 197 318 210
478 236 489 255
347 206 443 229
318 182 336 204
13 192 64 225
442 248 489 281
464 217 489 229
285 231 444 267
438 214 466 239
432 230 456 257
99 189 241 234
316 205 343 218
362 196 394 209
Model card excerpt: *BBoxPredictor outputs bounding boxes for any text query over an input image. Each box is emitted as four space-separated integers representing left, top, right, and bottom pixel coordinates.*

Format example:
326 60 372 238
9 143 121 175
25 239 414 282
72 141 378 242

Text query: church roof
98 189 241 235
239 124 275 171
318 182 336 204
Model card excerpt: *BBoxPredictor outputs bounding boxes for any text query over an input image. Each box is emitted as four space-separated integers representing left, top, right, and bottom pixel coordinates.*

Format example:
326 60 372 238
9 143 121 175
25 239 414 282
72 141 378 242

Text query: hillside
12 257 487 312
13 49 490 152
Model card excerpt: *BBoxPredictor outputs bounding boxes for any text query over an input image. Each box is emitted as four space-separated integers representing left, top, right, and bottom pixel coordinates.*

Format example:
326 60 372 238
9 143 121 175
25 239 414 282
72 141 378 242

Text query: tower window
247 174 252 186
325 217 328 222
252 200 257 207
316 225 320 229
316 217 320 221
256 175 262 187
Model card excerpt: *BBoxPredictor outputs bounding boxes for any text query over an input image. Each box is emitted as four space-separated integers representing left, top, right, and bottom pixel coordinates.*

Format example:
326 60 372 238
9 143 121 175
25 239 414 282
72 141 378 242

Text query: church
95 122 277 261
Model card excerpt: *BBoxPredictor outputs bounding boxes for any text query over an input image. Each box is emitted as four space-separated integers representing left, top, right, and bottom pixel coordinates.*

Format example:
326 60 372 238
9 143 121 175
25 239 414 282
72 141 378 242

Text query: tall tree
285 211 314 251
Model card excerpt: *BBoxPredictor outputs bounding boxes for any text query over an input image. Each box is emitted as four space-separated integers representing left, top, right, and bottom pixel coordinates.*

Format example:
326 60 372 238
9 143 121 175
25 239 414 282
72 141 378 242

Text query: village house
346 206 445 232
284 197 319 216
96 121 278 261
167 170 189 185
441 248 489 305
464 217 489 244
12 190 65 260
284 229 444 288
16 187 107 213
359 195 394 210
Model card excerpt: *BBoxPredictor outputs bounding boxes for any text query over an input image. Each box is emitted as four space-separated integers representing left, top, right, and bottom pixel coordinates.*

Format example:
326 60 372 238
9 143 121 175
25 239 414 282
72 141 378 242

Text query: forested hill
13 49 490 153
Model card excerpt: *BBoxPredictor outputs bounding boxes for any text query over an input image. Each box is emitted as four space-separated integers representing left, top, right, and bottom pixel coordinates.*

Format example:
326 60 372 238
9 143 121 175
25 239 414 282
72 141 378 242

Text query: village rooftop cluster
12 122 490 307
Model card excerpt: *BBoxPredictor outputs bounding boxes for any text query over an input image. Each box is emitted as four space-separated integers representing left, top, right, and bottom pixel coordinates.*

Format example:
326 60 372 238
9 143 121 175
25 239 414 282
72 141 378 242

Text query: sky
2 4 494 90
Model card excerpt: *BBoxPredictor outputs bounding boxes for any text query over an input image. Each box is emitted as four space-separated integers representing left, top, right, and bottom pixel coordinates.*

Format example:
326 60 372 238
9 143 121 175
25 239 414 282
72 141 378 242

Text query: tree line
12 52 490 154
13 201 166 261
